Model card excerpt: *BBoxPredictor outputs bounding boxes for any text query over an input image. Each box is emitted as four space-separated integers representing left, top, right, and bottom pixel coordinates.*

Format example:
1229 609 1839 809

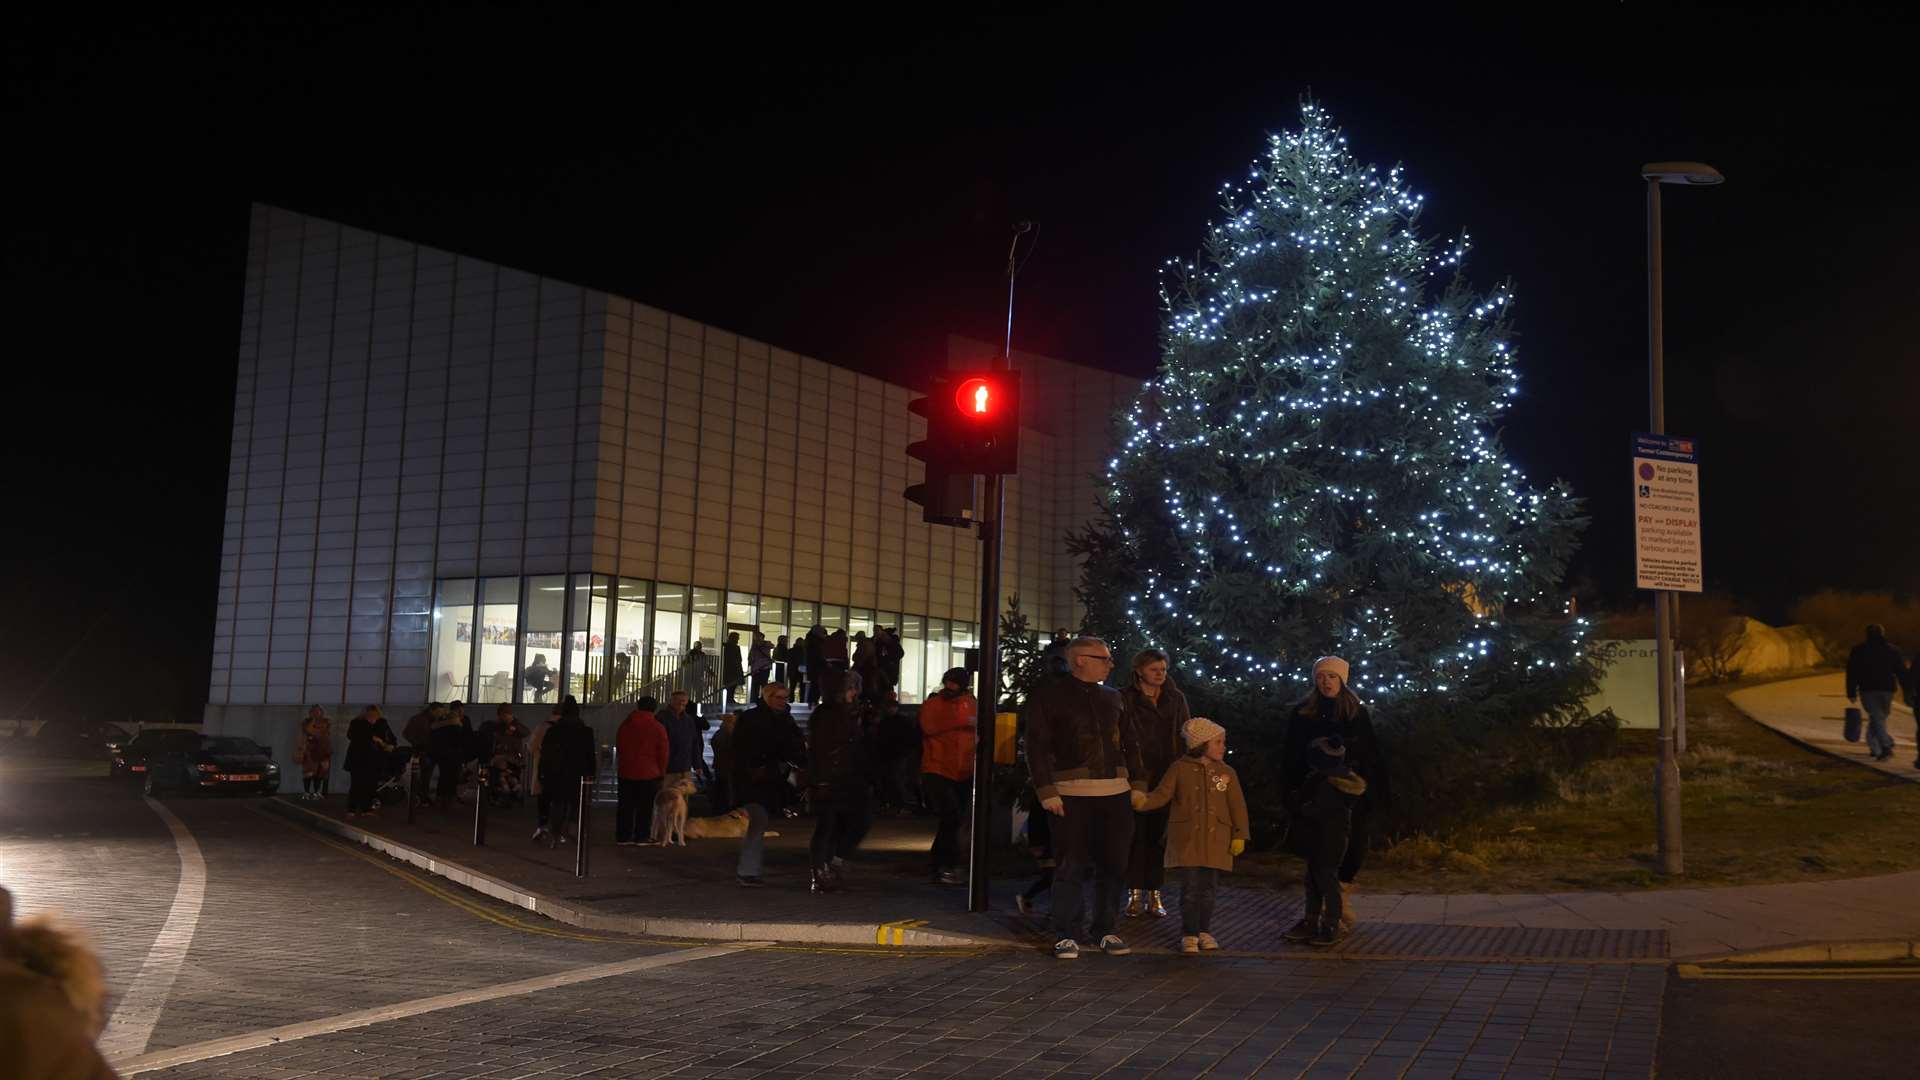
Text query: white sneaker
1180 935 1199 954
1197 932 1220 951
1053 938 1079 959
1099 934 1131 956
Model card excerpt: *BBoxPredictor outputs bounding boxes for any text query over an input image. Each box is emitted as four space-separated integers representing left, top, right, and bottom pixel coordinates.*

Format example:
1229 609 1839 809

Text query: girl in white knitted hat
1130 716 1250 953
1280 655 1389 939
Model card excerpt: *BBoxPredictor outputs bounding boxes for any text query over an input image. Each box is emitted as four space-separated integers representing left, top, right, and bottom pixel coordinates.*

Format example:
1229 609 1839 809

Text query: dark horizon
6 7 1916 724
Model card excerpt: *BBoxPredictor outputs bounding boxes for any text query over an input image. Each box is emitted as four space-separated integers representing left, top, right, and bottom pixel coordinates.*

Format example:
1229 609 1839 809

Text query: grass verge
1231 670 1920 893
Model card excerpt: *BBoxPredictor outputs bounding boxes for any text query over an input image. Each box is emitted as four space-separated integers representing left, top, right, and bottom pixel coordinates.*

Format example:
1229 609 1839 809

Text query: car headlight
266 763 279 772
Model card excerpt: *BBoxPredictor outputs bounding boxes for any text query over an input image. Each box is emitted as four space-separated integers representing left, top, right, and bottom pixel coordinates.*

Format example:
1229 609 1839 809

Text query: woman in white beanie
1130 716 1249 953
1280 656 1389 936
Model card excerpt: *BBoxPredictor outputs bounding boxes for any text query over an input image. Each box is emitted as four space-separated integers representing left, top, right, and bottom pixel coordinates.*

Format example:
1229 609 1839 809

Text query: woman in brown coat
296 706 333 801
1132 716 1249 953
1120 649 1191 918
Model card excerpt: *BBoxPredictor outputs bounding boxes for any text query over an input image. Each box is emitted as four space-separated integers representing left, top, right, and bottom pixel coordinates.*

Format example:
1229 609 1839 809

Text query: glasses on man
1075 653 1115 665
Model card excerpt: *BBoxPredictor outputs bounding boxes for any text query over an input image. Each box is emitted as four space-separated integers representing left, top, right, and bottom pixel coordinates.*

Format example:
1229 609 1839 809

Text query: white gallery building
204 205 1135 762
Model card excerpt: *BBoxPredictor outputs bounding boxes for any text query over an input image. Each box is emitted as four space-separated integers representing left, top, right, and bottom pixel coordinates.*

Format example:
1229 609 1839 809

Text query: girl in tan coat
1132 717 1250 953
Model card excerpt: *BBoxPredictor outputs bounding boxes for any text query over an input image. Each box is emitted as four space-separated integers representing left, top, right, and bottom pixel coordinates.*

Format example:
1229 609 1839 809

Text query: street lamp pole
1642 161 1722 877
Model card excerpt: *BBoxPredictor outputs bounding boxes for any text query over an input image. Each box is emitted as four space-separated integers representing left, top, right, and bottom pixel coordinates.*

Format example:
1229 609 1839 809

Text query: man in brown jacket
1025 636 1147 959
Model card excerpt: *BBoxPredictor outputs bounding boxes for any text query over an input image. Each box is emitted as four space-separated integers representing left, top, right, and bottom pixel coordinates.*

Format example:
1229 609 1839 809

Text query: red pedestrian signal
956 377 995 417
903 368 1019 523
946 370 1020 475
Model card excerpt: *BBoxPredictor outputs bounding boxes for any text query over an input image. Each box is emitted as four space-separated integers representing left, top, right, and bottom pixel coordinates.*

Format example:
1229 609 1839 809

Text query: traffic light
905 368 1020 526
906 375 976 527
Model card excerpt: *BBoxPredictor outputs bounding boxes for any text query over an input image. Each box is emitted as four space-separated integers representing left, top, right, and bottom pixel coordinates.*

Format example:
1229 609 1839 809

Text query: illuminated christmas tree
1075 103 1601 789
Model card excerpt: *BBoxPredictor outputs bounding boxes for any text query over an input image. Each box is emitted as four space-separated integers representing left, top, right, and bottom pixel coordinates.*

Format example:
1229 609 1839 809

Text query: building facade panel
209 206 1133 741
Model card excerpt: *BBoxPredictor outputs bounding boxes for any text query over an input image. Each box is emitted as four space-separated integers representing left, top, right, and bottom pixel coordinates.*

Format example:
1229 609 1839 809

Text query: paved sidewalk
270 672 1920 962
1729 671 1919 780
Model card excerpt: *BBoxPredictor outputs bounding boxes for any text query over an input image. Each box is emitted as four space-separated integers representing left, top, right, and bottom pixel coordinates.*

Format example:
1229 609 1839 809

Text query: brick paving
291 795 1668 961
6 771 1666 1078
0 773 668 1053
143 946 1664 1079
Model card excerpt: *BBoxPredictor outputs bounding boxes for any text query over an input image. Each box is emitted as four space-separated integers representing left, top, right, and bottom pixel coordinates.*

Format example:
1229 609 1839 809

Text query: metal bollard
473 766 488 846
405 754 418 825
574 775 592 878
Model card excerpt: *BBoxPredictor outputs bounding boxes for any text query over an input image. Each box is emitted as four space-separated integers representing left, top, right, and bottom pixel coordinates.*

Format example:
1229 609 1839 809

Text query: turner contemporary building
203 205 1136 745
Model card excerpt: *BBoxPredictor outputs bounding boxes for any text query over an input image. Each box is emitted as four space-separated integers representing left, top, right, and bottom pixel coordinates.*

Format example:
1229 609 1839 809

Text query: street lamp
1643 160 1722 876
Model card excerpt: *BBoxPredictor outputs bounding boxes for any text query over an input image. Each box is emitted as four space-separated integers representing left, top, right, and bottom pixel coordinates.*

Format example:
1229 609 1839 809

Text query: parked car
142 735 280 797
112 729 202 780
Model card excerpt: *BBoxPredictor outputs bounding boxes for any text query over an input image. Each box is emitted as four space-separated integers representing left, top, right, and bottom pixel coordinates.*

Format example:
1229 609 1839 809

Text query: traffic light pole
967 468 1004 913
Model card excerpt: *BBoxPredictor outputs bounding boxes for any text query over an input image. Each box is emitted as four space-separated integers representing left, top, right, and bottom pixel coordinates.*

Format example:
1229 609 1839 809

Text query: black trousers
1175 867 1219 935
921 773 966 871
616 778 661 842
1051 792 1135 942
535 786 552 827
435 754 462 802
347 770 377 812
1304 856 1343 927
809 786 872 867
1124 806 1170 889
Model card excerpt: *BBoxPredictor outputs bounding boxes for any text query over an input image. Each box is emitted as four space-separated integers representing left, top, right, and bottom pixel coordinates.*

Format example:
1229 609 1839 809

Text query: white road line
112 943 749 1074
97 796 207 1061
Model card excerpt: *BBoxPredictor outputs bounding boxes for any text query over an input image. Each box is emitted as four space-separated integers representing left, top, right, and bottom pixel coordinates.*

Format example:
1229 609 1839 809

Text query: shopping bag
1843 707 1863 743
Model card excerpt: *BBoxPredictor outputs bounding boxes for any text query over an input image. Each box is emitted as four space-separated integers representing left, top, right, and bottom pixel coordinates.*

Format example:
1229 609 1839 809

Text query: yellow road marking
1677 963 1920 981
256 806 984 958
875 918 931 946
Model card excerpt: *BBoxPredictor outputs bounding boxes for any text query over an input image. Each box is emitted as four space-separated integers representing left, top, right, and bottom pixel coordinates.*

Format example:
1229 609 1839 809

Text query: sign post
1633 432 1701 875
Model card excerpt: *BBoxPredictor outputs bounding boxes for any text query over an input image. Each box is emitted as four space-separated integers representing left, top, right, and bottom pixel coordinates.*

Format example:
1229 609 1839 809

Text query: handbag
1843 706 1863 744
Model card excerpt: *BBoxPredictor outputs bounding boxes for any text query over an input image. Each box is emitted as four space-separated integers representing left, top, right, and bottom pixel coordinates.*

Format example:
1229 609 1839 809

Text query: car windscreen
202 737 265 755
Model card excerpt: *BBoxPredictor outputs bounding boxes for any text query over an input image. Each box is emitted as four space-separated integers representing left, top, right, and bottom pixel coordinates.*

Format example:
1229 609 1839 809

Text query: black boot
811 866 837 893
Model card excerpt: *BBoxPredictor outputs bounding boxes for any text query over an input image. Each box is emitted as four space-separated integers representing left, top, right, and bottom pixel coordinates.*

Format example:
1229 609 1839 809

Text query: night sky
6 6 1915 724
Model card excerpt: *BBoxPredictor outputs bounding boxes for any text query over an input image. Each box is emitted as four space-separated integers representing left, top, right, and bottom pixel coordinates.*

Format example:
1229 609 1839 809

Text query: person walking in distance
343 706 387 817
684 642 714 704
1281 656 1389 933
1846 623 1911 762
1120 649 1190 919
528 704 559 842
803 624 828 705
430 700 470 807
918 668 977 886
615 696 668 845
748 631 774 701
851 631 879 703
724 632 747 707
806 675 874 891
729 682 806 886
1026 636 1147 959
1132 717 1249 953
539 697 598 848
1282 735 1368 947
296 705 334 801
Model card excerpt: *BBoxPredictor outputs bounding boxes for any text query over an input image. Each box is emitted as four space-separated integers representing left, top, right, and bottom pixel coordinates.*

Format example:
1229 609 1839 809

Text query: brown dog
647 776 697 846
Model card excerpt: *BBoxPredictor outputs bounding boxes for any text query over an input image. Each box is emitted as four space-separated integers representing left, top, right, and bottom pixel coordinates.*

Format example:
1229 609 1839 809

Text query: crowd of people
298 629 1396 959
674 624 911 708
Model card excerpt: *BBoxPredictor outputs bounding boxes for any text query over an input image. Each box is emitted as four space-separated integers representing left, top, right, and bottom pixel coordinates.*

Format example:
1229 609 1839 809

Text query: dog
647 775 697 846
680 806 780 840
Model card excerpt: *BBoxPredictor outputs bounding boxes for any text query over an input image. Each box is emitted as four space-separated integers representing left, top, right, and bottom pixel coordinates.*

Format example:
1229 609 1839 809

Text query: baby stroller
486 751 526 807
373 747 412 807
